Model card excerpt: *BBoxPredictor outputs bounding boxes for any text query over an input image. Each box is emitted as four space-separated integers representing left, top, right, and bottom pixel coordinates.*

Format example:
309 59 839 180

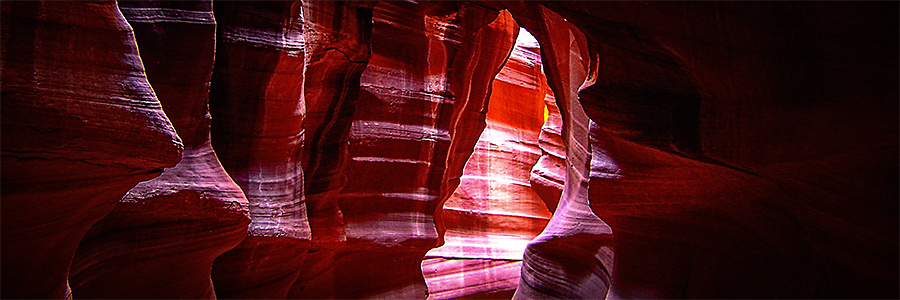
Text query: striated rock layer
424 28 553 300
0 1 183 298
335 2 519 298
502 4 615 299
288 1 374 298
1 1 897 299
69 2 250 298
537 1 899 298
208 1 311 298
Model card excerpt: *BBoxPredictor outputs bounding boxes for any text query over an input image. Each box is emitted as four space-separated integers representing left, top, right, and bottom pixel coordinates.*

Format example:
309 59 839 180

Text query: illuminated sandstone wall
334 2 518 297
70 2 249 298
0 1 896 299
423 29 553 300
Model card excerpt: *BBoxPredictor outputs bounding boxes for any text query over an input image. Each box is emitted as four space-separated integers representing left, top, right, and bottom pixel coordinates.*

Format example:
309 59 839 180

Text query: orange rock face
423 28 553 299
1 1 897 300
333 3 518 298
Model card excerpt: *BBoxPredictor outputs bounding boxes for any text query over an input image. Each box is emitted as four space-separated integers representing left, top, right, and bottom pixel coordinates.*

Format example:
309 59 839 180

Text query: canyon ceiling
1 1 897 299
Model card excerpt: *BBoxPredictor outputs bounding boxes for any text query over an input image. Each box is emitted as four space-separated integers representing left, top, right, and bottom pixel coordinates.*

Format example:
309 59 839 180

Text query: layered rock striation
423 28 553 300
501 5 615 299
207 1 311 298
0 1 896 300
334 2 519 298
69 2 250 298
288 2 374 298
1 2 182 298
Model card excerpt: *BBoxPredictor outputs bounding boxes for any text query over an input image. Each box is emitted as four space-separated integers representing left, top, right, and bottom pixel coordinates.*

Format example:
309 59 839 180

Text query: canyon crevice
2 1 897 299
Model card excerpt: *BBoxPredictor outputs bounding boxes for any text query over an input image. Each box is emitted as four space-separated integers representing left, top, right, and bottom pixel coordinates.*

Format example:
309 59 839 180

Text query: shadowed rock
69 2 251 298
1 1 182 298
209 1 311 298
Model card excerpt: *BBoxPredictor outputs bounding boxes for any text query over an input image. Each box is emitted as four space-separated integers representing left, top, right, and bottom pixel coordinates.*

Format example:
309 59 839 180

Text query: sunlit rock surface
502 5 615 299
69 2 250 298
335 2 518 298
208 1 311 298
0 1 896 299
423 28 553 300
1 2 182 298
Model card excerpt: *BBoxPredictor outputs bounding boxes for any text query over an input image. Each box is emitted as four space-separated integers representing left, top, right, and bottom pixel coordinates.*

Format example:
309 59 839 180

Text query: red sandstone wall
423 29 553 299
0 1 896 299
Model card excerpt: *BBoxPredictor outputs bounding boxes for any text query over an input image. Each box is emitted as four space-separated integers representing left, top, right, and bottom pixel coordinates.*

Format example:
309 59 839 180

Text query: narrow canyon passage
422 28 555 300
1 1 896 300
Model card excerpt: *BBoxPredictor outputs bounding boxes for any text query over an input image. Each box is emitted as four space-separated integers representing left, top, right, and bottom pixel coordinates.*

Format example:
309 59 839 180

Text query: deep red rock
334 2 518 298
68 2 251 298
424 28 554 299
208 1 311 298
287 2 374 298
1 1 896 299
537 1 899 298
1 2 182 298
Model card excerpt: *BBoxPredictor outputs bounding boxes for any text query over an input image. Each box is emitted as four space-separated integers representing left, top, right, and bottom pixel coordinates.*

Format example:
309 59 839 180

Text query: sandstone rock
1 1 896 299
502 4 615 299
424 28 553 299
541 1 898 298
334 2 518 298
0 1 182 298
287 1 374 298
208 1 311 298
69 2 250 298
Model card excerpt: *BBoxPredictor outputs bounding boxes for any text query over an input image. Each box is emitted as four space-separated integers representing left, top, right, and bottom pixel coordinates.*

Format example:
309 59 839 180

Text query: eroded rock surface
69 2 250 298
335 2 518 298
0 1 896 300
208 1 311 298
538 1 898 298
1 2 182 298
502 5 615 299
287 1 374 298
423 28 554 299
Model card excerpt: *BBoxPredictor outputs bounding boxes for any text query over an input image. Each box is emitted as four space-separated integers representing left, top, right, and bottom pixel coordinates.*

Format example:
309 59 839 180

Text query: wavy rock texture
207 1 311 298
423 29 553 300
1 1 897 300
0 2 183 298
527 1 900 299
334 2 518 298
288 1 373 298
529 94 566 214
69 2 250 298
498 5 615 299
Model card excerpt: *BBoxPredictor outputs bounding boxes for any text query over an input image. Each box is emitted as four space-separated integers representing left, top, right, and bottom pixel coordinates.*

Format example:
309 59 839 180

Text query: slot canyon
1 1 897 299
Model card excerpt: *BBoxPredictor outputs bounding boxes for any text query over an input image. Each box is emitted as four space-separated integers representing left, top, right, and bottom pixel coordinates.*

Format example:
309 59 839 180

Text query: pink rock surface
0 1 896 299
334 2 518 298
502 5 615 299
424 28 553 299
1 1 182 298
69 2 250 298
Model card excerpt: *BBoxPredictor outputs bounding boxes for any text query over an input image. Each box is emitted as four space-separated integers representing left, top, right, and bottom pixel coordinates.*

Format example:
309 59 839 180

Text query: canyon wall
70 1 249 298
333 2 518 297
536 1 898 298
1 2 183 298
1 1 897 299
207 1 312 298
423 29 552 299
